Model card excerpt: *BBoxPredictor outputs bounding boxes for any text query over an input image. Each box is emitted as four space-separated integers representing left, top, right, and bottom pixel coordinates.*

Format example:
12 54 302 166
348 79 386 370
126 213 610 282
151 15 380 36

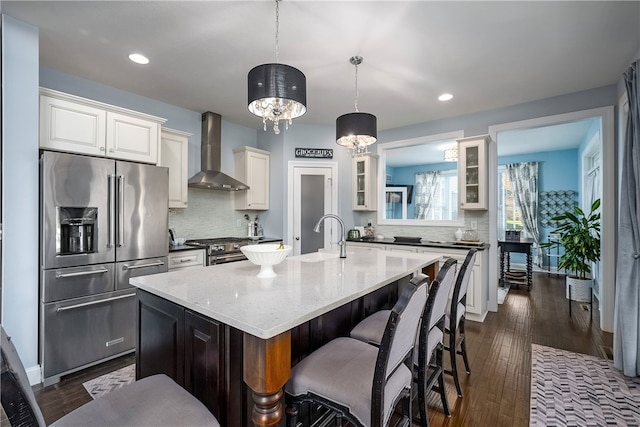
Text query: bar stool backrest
428 258 458 331
379 273 429 378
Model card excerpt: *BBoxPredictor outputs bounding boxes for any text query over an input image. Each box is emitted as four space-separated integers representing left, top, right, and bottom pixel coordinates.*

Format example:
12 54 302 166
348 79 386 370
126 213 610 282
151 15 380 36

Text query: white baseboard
26 364 42 386
466 311 488 323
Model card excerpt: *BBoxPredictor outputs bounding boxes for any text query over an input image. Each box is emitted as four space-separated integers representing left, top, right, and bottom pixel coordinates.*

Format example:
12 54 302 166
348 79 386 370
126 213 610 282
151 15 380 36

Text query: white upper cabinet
159 128 191 209
457 134 491 210
39 94 107 156
352 154 378 211
39 88 166 164
105 112 160 163
234 146 270 210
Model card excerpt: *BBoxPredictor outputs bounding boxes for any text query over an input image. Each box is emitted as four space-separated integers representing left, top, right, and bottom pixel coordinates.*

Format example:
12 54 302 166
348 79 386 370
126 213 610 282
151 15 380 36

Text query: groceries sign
295 148 333 159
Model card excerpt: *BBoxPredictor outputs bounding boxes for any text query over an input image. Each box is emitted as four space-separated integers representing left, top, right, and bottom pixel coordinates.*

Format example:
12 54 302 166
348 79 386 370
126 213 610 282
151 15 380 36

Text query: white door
288 163 337 256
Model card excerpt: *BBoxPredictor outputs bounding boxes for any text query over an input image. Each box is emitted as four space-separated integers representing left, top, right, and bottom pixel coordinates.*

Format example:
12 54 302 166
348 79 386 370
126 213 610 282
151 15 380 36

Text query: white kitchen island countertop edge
130 247 442 339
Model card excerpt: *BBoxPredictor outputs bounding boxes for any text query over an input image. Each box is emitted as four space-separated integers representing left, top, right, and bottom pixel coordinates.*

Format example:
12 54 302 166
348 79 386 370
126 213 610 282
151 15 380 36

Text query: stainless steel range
185 237 250 265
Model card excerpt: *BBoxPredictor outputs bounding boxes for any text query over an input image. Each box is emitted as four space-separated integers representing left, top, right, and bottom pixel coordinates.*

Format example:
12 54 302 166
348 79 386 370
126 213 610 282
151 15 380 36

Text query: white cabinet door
352 154 378 211
160 128 191 208
417 246 486 321
106 112 160 164
234 147 270 210
39 88 166 163
40 95 107 156
457 135 491 210
465 264 482 314
385 245 416 253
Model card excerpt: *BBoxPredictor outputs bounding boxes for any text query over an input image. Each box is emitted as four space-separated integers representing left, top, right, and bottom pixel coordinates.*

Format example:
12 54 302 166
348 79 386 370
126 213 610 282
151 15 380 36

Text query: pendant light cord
354 62 359 112
275 0 280 63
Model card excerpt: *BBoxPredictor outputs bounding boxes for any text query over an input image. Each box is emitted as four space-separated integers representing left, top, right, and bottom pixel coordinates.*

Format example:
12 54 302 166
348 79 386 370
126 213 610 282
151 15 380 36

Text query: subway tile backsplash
370 210 489 242
168 188 248 239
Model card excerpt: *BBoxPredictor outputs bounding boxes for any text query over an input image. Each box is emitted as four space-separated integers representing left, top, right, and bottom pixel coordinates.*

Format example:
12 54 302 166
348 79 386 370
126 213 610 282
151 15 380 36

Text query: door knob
295 236 300 241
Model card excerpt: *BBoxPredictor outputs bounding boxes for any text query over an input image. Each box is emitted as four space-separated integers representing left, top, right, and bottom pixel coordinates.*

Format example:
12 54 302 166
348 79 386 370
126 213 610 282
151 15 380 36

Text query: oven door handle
216 253 247 263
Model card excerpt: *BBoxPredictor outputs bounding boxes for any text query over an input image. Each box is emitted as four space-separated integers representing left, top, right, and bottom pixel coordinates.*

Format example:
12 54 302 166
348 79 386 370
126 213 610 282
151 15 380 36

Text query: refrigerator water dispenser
58 207 97 255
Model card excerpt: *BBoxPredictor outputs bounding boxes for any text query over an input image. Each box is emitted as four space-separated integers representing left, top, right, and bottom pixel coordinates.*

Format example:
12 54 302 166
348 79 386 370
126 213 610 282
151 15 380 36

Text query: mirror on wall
377 131 466 226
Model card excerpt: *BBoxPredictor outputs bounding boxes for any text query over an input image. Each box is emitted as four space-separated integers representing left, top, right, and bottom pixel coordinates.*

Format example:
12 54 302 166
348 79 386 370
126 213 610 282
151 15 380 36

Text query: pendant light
248 0 306 135
336 56 377 157
444 147 458 161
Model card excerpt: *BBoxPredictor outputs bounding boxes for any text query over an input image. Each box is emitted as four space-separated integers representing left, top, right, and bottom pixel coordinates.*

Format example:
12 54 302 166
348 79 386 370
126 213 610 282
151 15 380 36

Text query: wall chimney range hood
188 112 249 191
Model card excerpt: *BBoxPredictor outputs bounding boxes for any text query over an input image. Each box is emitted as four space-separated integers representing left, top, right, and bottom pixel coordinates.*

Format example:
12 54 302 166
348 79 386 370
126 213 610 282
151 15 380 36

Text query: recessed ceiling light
128 53 149 65
438 93 453 101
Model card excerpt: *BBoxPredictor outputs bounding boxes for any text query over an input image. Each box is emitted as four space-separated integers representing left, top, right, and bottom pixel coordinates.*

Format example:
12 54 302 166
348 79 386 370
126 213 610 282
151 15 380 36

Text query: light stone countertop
130 246 442 339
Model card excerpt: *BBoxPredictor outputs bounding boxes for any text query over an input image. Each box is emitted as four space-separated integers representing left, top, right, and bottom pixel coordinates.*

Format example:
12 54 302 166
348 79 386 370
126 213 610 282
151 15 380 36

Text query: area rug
530 344 640 426
82 364 135 399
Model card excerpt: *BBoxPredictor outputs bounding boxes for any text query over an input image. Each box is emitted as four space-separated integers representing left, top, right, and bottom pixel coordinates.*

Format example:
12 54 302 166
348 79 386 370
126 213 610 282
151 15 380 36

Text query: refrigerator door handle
107 174 116 248
116 175 124 248
122 261 165 270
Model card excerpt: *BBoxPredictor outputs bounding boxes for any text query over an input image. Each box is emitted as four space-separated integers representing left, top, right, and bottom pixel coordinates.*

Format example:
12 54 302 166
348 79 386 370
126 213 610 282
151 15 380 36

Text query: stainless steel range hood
188 112 249 191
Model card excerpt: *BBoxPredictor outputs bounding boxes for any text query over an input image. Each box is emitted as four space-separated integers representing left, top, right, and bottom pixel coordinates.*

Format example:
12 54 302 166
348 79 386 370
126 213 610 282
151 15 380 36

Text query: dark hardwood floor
29 271 612 426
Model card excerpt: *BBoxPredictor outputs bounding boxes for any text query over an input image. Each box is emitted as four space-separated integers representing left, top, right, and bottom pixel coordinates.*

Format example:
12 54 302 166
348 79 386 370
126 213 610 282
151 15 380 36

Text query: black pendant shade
336 112 377 147
247 63 307 119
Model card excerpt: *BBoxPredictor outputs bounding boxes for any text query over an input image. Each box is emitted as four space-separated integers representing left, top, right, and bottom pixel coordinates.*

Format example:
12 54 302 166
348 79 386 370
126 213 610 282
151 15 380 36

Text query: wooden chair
1 326 220 427
349 258 459 427
284 273 430 427
444 249 477 397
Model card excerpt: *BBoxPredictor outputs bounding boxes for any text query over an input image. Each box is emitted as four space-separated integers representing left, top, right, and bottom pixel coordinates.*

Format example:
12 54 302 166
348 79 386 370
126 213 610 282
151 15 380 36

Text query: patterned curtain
614 59 640 378
507 162 541 265
414 171 440 220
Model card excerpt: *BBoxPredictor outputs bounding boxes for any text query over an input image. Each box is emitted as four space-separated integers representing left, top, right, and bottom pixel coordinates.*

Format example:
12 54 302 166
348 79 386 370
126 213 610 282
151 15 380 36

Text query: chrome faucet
313 214 347 258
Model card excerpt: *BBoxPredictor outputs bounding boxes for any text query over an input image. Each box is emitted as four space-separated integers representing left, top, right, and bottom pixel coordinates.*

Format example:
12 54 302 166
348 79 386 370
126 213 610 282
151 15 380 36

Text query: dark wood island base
136 276 412 426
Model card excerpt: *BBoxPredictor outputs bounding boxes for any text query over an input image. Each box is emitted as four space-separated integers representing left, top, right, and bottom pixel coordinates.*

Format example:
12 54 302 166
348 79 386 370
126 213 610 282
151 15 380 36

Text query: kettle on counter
347 229 361 241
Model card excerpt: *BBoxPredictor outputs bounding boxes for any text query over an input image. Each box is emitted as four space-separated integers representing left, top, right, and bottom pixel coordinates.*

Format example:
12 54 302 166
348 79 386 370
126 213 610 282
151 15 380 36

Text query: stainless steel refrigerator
40 151 169 385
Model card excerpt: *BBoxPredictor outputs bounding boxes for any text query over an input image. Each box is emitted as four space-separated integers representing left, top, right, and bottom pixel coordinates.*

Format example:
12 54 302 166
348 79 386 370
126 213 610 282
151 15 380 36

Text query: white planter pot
566 276 592 302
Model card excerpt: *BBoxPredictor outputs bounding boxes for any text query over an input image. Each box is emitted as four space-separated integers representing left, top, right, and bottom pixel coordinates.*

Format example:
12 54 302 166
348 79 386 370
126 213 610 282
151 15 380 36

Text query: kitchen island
130 246 441 426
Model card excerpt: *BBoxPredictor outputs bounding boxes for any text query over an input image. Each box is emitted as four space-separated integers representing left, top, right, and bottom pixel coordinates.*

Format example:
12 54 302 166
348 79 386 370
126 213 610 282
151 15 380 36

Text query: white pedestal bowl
240 244 293 278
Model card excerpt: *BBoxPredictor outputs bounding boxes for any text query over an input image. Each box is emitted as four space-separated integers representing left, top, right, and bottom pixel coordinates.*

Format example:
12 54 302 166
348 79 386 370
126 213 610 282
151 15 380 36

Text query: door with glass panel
291 165 336 256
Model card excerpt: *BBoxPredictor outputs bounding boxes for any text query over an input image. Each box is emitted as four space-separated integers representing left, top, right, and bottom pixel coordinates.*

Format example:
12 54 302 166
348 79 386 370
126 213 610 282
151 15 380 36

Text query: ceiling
3 1 639 134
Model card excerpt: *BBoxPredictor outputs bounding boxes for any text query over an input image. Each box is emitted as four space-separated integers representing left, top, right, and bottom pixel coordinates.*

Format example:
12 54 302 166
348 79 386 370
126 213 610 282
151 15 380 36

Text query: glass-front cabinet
352 154 378 211
457 135 490 210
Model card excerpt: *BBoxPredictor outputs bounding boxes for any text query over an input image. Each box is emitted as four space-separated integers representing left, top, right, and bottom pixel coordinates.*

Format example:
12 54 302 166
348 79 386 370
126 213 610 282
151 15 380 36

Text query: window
416 170 458 221
498 166 523 230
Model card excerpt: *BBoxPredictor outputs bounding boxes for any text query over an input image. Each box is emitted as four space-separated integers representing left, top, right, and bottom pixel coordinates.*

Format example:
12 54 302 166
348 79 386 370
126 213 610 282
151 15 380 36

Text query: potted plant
542 199 601 302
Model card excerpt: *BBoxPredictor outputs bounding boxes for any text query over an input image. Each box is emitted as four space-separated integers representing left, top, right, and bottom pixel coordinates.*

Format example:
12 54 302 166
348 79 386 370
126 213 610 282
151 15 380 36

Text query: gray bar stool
444 249 477 397
350 258 459 427
285 273 430 426
1 326 220 427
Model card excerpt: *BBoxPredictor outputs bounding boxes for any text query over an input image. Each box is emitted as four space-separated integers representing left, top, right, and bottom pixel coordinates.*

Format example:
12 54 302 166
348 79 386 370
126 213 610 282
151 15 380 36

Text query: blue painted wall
498 148 579 264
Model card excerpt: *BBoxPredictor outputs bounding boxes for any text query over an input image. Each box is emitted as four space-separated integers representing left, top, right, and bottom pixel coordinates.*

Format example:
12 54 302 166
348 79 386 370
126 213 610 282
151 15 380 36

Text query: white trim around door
287 161 338 255
489 106 615 332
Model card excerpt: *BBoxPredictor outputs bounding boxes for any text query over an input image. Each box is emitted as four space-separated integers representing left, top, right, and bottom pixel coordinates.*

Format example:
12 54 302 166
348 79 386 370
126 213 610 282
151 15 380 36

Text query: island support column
243 331 291 426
